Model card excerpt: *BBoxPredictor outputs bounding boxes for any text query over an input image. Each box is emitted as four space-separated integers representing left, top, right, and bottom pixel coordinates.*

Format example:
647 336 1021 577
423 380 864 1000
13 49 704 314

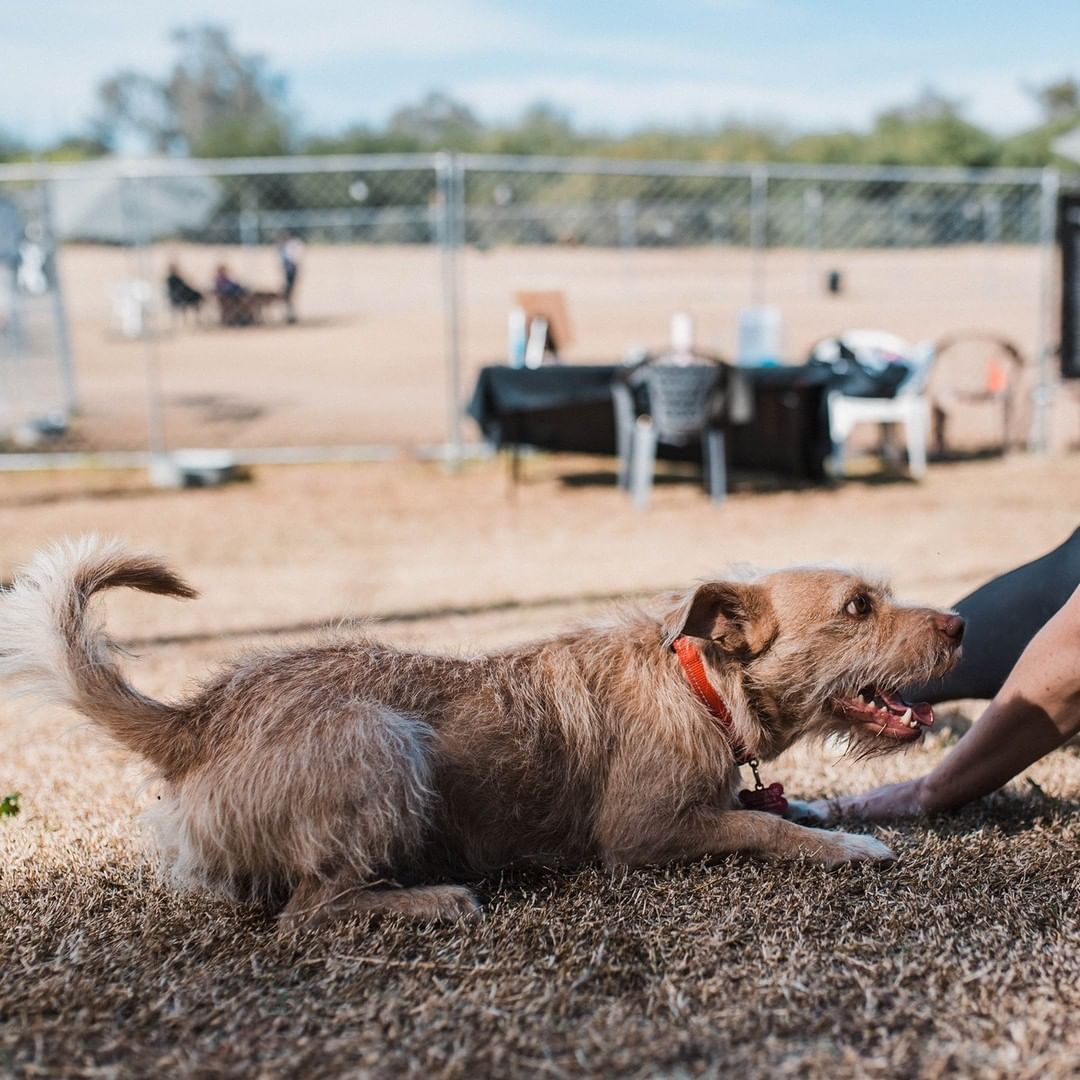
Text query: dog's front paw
818 830 896 868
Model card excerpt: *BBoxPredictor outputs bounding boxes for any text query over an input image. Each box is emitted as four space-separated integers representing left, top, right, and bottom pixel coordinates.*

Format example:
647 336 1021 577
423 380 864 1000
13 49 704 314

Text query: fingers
784 798 831 825
804 780 924 824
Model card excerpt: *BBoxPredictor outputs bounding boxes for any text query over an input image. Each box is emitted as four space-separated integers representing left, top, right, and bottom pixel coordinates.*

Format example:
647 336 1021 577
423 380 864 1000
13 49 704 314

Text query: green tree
303 125 426 155
859 90 1000 167
488 104 585 156
43 134 110 163
96 24 293 157
1029 77 1080 123
0 130 30 163
387 91 482 150
999 76 1080 167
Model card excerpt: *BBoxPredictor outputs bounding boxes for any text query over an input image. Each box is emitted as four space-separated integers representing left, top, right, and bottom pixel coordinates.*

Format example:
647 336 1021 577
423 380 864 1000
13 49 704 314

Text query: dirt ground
27 241 1079 453
2 451 1080 1077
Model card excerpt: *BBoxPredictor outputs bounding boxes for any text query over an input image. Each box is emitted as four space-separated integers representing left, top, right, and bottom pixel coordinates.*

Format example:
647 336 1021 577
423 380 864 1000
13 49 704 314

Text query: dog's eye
845 594 872 618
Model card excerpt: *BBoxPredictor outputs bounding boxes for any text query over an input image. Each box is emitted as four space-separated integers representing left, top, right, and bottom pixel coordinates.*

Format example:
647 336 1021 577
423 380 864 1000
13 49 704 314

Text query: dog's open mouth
835 687 935 741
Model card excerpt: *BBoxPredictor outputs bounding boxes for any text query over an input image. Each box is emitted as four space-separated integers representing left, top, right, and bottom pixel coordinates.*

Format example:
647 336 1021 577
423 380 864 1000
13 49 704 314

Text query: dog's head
663 567 963 756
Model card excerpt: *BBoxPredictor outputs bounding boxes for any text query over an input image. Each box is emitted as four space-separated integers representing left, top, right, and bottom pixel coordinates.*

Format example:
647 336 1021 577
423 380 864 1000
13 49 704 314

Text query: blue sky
5 0 1080 146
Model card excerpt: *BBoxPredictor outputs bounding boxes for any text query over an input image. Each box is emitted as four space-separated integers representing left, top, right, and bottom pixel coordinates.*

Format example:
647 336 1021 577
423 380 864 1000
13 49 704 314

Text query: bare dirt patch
46 241 1080 453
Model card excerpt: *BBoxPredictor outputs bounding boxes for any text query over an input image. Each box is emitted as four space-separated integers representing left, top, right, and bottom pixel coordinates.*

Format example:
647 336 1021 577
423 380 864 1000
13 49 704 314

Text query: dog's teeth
858 693 868 704
900 708 912 722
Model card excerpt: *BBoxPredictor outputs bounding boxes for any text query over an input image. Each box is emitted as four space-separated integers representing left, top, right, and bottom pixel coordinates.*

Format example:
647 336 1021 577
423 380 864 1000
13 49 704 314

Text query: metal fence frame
0 153 1065 466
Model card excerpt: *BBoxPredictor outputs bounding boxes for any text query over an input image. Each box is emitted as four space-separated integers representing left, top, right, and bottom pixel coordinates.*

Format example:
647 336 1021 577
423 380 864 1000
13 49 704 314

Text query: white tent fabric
51 173 219 243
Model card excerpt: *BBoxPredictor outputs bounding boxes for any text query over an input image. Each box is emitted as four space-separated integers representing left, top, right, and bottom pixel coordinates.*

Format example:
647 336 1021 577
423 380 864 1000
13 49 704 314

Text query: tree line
4 25 1079 170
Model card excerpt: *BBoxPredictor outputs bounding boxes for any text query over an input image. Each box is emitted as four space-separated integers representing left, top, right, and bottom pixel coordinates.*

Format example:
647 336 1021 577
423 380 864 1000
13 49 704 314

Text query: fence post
617 198 638 248
239 188 260 248
121 173 169 475
750 166 768 305
803 185 823 295
437 152 465 467
37 180 77 418
1030 166 1060 453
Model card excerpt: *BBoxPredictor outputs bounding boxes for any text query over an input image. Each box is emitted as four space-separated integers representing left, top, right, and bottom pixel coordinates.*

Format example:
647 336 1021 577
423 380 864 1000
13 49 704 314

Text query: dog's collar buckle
671 635 788 817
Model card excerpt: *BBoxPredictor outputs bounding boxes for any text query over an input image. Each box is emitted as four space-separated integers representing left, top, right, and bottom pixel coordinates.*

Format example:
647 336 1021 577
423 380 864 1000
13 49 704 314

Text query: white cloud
445 72 979 134
446 64 1051 136
939 72 1045 132
0 0 1061 145
235 0 543 63
0 0 542 140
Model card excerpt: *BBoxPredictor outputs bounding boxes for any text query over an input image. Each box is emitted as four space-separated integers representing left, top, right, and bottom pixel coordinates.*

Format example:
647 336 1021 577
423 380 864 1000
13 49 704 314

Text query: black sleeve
906 526 1080 703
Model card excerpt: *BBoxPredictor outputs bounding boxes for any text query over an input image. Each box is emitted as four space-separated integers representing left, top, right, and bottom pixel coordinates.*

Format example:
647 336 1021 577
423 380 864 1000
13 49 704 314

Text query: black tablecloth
466 363 836 480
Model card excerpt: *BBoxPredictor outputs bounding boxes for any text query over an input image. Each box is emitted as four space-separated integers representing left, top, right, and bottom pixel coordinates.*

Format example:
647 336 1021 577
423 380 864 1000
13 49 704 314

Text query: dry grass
3 453 1080 1077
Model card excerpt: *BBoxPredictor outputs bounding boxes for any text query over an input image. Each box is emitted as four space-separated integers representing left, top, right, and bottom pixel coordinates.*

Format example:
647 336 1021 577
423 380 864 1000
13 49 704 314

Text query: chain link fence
0 153 1061 466
0 179 76 443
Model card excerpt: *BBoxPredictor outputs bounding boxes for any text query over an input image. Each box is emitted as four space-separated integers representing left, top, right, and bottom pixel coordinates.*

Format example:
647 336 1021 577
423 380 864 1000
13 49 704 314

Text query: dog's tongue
880 689 935 727
911 700 935 727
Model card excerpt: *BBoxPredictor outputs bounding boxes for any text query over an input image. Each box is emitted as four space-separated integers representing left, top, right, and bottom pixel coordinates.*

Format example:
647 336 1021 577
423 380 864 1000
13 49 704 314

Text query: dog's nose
934 613 965 643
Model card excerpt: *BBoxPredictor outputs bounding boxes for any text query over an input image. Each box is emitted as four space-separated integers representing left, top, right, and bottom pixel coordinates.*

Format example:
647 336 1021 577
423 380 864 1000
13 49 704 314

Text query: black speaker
1059 191 1080 379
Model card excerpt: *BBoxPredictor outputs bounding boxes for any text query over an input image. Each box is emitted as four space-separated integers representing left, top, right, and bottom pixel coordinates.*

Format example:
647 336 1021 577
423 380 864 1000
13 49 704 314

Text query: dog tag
739 782 788 816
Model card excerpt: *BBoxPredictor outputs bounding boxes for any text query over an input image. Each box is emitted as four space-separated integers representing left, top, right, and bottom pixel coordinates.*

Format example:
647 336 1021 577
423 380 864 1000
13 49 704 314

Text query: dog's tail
0 536 198 774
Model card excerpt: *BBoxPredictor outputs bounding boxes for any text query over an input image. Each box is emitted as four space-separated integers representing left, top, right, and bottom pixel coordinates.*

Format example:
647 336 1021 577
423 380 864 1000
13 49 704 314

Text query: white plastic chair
112 279 154 340
818 331 936 479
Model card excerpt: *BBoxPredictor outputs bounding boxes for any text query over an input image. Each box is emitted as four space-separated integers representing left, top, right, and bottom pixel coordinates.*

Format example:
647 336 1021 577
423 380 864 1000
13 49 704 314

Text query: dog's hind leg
277 876 481 935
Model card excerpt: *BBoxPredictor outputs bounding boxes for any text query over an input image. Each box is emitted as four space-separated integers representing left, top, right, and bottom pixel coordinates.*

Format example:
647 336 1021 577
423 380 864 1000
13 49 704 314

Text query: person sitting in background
213 263 254 326
165 263 203 322
213 264 247 299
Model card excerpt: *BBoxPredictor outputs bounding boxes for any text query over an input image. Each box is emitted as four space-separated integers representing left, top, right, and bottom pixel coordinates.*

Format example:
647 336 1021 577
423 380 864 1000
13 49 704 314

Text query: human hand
783 798 829 825
804 779 925 825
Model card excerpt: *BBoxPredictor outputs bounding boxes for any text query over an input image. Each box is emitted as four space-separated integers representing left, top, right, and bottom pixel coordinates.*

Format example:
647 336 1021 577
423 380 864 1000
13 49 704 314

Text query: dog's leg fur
604 808 894 869
277 878 481 934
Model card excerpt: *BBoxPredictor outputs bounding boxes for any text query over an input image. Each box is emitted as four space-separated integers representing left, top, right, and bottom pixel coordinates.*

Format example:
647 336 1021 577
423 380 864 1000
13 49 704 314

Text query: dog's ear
663 581 777 658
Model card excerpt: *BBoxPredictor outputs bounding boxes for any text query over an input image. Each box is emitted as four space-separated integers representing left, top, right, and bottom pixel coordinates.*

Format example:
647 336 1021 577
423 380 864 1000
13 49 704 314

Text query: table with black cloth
466 363 836 481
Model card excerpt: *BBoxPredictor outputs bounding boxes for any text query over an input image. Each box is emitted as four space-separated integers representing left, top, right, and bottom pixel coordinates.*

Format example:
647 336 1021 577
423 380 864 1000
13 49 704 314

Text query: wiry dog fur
0 537 963 931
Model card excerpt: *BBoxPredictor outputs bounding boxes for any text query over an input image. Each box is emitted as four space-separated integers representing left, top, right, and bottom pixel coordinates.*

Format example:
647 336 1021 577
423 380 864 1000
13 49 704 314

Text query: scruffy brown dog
0 538 964 932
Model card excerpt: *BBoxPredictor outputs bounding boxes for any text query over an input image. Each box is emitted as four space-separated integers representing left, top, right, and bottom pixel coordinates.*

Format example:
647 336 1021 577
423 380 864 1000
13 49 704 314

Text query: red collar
671 635 789 816
672 635 750 765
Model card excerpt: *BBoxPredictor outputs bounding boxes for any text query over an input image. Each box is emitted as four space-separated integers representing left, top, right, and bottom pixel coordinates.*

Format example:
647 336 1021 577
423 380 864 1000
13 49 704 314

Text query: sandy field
2 451 1080 1076
27 240 1078 454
